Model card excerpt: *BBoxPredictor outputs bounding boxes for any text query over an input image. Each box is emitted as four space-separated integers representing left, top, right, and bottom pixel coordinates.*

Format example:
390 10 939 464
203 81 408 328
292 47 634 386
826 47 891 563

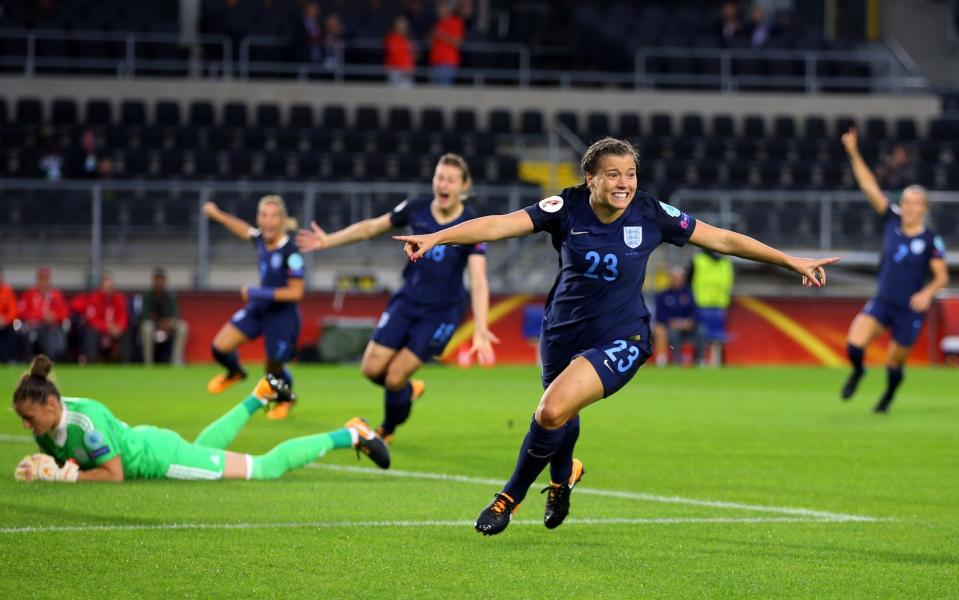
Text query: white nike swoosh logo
603 359 614 373
570 230 589 235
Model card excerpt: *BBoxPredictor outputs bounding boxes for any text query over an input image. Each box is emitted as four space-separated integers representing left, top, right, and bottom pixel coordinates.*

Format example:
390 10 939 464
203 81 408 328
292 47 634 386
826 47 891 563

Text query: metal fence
0 28 927 93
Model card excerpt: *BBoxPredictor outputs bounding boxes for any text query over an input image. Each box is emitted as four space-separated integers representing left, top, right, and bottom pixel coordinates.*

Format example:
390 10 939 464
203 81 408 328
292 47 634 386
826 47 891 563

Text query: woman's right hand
840 127 858 155
295 221 328 252
202 201 219 218
393 233 439 262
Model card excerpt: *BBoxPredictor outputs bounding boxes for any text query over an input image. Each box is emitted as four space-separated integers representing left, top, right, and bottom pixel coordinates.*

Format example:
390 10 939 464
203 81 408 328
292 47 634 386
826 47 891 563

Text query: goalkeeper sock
548 415 580 485
250 428 354 480
502 416 566 503
194 395 265 449
379 383 412 435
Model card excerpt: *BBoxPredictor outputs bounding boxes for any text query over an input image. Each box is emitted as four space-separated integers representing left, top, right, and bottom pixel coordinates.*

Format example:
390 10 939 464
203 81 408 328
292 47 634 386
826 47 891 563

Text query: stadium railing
0 28 928 93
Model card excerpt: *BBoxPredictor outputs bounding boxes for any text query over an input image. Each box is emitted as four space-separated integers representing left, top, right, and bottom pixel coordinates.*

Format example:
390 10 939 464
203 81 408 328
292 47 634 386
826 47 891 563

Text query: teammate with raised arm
296 154 497 443
203 195 304 420
395 138 838 536
840 128 949 413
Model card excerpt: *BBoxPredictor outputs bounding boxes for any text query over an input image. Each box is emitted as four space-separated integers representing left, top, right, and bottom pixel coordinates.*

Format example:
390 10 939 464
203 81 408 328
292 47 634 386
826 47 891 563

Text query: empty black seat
742 115 765 138
928 117 959 142
440 131 464 154
388 107 413 131
803 116 827 139
649 113 672 137
262 152 288 179
228 151 253 177
174 126 199 150
0 98 7 124
453 109 477 133
322 105 346 129
120 100 146 126
222 102 248 128
16 98 43 125
122 149 149 177
51 98 78 126
84 99 112 126
189 101 215 127
256 103 280 128
520 110 543 135
193 149 217 177
711 114 735 137
556 111 579 135
342 130 367 153
893 118 917 141
488 109 512 134
680 114 704 137
355 105 380 131
158 149 183 176
154 101 181 127
835 116 856 137
421 107 445 132
618 113 641 138
585 112 610 141
864 117 887 140
773 116 797 139
290 104 314 128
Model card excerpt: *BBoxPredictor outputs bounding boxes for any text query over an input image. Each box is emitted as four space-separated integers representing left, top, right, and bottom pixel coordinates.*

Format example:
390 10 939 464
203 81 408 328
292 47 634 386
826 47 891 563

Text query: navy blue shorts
371 296 465 362
862 297 925 347
230 303 300 362
540 325 652 398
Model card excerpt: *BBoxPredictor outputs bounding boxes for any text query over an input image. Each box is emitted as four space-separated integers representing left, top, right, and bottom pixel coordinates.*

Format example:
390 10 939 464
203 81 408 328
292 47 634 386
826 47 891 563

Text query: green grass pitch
0 364 956 598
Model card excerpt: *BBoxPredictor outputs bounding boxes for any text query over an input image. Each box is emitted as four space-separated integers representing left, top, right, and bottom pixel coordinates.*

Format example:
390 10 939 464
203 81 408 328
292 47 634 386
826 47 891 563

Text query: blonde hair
900 184 929 207
258 195 298 231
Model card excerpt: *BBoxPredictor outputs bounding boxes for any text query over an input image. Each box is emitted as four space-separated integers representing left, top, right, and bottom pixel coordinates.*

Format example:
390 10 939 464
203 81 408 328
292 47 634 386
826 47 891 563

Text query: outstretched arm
296 213 393 252
841 128 889 215
77 455 124 482
203 201 254 240
466 254 500 366
909 258 950 312
690 221 838 287
394 210 535 261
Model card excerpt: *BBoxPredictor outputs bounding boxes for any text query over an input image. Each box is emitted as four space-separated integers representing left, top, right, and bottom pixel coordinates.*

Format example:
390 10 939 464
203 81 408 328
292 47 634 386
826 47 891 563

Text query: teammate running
204 195 304 420
296 153 498 443
839 128 949 413
12 355 389 483
395 138 838 535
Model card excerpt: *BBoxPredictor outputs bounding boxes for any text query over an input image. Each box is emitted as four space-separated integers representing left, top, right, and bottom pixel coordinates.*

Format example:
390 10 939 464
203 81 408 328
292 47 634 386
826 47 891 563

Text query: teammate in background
839 128 949 413
12 355 389 483
203 196 305 420
394 138 837 536
296 154 498 443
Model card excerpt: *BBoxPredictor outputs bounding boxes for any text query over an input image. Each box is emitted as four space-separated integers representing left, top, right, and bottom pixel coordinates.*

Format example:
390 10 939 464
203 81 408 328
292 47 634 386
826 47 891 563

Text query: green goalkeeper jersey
34 397 177 480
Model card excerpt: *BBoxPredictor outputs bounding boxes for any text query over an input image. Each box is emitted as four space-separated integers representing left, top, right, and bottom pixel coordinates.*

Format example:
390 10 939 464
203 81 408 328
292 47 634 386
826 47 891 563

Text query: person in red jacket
385 15 416 87
80 273 128 362
0 266 18 363
17 267 69 360
428 3 463 86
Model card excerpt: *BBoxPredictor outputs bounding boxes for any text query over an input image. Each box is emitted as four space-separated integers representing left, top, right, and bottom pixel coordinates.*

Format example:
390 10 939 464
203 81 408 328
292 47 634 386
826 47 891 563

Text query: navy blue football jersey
251 229 305 306
875 206 945 308
525 187 697 349
390 195 486 308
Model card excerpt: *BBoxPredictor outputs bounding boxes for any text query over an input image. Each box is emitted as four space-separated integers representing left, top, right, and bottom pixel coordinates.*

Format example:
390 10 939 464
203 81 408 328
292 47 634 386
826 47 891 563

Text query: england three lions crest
624 226 642 248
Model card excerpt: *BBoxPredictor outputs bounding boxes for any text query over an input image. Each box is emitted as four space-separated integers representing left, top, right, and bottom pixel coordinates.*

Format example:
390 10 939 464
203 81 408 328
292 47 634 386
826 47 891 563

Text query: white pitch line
311 464 881 523
0 434 33 443
0 516 845 535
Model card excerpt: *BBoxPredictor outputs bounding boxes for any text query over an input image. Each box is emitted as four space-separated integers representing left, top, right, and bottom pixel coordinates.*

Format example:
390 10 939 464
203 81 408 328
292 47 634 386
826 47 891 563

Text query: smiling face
586 153 637 215
899 186 928 229
432 163 469 210
256 198 286 243
14 395 61 437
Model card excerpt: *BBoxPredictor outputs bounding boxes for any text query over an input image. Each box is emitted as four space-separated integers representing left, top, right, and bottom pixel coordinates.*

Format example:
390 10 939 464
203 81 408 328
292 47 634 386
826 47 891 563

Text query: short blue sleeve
652 198 696 247
524 195 569 235
389 199 413 228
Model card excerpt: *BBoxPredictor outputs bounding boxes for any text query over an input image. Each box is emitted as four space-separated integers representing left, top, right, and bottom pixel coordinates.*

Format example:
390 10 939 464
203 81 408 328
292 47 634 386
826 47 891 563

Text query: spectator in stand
747 6 772 48
37 130 63 181
84 273 129 363
385 15 416 87
65 129 114 180
322 13 346 70
428 2 464 86
17 267 69 360
875 144 916 190
140 268 189 366
718 1 744 46
653 267 704 366
290 1 324 63
0 267 17 363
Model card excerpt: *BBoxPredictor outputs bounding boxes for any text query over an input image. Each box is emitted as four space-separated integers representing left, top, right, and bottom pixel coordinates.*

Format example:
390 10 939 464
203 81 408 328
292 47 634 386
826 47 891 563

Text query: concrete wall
0 75 942 133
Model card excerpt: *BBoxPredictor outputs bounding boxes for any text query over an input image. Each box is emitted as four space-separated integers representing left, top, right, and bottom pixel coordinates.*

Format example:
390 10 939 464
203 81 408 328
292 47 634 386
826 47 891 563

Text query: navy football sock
847 343 864 375
548 416 581 485
212 346 243 375
278 366 293 388
502 417 567 503
876 367 904 411
380 383 412 435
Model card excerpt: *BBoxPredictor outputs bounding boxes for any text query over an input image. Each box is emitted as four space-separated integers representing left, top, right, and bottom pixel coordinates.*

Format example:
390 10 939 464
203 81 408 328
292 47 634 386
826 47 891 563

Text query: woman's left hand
469 328 501 367
789 256 840 288
393 233 440 262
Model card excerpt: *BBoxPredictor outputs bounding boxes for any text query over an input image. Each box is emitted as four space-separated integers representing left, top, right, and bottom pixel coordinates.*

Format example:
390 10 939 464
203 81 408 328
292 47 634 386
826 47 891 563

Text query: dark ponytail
12 355 60 406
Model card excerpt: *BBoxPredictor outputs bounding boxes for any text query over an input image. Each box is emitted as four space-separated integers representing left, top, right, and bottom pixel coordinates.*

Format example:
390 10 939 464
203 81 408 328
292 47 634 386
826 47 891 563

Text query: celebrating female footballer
395 138 838 536
839 128 949 413
296 153 498 443
203 195 304 420
12 355 389 483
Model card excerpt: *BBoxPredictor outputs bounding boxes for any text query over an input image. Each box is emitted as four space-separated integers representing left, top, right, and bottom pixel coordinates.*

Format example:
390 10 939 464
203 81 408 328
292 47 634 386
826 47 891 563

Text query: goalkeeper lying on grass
12 355 389 482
